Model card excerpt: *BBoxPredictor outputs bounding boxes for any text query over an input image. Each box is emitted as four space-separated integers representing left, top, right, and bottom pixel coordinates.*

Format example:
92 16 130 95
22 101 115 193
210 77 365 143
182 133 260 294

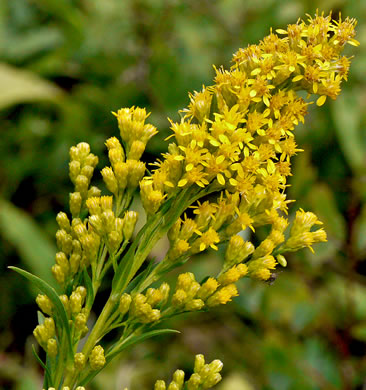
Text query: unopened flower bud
70 291 83 315
127 160 145 188
80 165 94 180
36 294 53 316
69 160 81 182
194 354 205 373
52 264 65 284
47 338 58 357
75 175 89 198
56 212 71 232
119 293 132 316
87 186 101 198
185 299 204 311
154 380 166 390
90 345 106 370
101 167 118 195
129 140 145 160
122 211 138 241
74 352 86 370
70 192 82 217
276 254 287 267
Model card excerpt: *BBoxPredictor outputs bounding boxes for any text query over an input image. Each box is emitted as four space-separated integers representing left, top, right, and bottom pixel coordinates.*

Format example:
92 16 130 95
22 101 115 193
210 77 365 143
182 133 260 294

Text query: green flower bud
89 345 106 370
74 352 86 370
87 186 101 198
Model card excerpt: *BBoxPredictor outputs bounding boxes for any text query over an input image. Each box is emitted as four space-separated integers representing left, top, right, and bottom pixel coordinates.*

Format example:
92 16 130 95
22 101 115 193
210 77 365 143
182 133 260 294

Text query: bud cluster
151 354 223 390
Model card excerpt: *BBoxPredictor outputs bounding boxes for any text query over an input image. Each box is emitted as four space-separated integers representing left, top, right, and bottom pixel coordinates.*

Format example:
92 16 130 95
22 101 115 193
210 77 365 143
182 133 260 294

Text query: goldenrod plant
10 11 358 390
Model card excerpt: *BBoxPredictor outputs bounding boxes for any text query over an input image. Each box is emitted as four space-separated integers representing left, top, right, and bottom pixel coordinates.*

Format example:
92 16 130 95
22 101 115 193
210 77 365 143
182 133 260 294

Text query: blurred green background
0 0 365 389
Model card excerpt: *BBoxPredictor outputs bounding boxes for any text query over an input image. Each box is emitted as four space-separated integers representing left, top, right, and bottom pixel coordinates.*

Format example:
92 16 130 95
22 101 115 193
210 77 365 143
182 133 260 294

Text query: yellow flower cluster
151 354 223 390
147 11 358 281
30 11 358 390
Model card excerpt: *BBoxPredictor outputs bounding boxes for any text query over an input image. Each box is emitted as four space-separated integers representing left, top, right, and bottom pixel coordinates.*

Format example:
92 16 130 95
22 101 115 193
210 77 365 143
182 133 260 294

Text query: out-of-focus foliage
0 0 365 389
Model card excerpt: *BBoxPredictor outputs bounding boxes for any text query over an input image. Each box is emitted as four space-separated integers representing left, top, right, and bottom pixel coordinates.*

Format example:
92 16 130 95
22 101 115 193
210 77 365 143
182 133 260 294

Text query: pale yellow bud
55 252 70 275
185 299 204 311
187 373 201 390
176 272 195 291
197 278 219 300
158 283 170 304
108 147 124 167
70 291 83 315
154 380 166 390
89 345 106 370
101 167 118 195
167 383 179 390
36 294 53 316
114 162 129 189
101 210 115 233
77 142 90 160
87 186 101 199
69 253 81 274
127 160 145 188
75 174 89 198
206 284 238 307
47 338 58 358
146 288 163 307
194 354 205 373
59 294 69 312
56 212 71 232
84 153 99 168
52 264 65 284
70 192 82 217
129 140 145 160
86 197 101 216
75 313 87 331
202 373 222 389
122 211 138 241
173 369 185 387
56 230 73 254
119 293 132 316
69 160 81 182
276 254 287 267
80 165 94 180
171 289 187 307
74 352 86 370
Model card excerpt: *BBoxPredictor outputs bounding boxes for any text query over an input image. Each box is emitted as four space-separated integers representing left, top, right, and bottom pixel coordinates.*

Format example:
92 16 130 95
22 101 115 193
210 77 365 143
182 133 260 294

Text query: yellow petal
316 95 327 106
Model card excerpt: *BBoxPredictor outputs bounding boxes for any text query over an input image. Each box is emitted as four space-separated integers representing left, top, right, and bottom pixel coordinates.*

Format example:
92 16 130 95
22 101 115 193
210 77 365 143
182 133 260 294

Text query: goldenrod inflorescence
21 11 358 390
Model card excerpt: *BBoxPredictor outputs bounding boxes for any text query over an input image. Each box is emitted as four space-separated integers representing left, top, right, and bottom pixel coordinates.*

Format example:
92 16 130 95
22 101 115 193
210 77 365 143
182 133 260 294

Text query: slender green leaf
9 266 73 359
32 345 51 387
0 199 55 285
83 268 94 312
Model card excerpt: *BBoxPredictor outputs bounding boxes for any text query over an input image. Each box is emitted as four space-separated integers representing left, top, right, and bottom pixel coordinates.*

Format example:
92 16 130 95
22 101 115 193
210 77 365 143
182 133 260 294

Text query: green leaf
0 199 56 284
9 266 73 359
31 345 51 387
0 199 56 285
0 63 62 109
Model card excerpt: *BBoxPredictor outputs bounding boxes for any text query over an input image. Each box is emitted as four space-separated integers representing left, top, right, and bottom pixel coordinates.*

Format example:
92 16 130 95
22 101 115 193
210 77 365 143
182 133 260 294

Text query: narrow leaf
9 266 73 358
